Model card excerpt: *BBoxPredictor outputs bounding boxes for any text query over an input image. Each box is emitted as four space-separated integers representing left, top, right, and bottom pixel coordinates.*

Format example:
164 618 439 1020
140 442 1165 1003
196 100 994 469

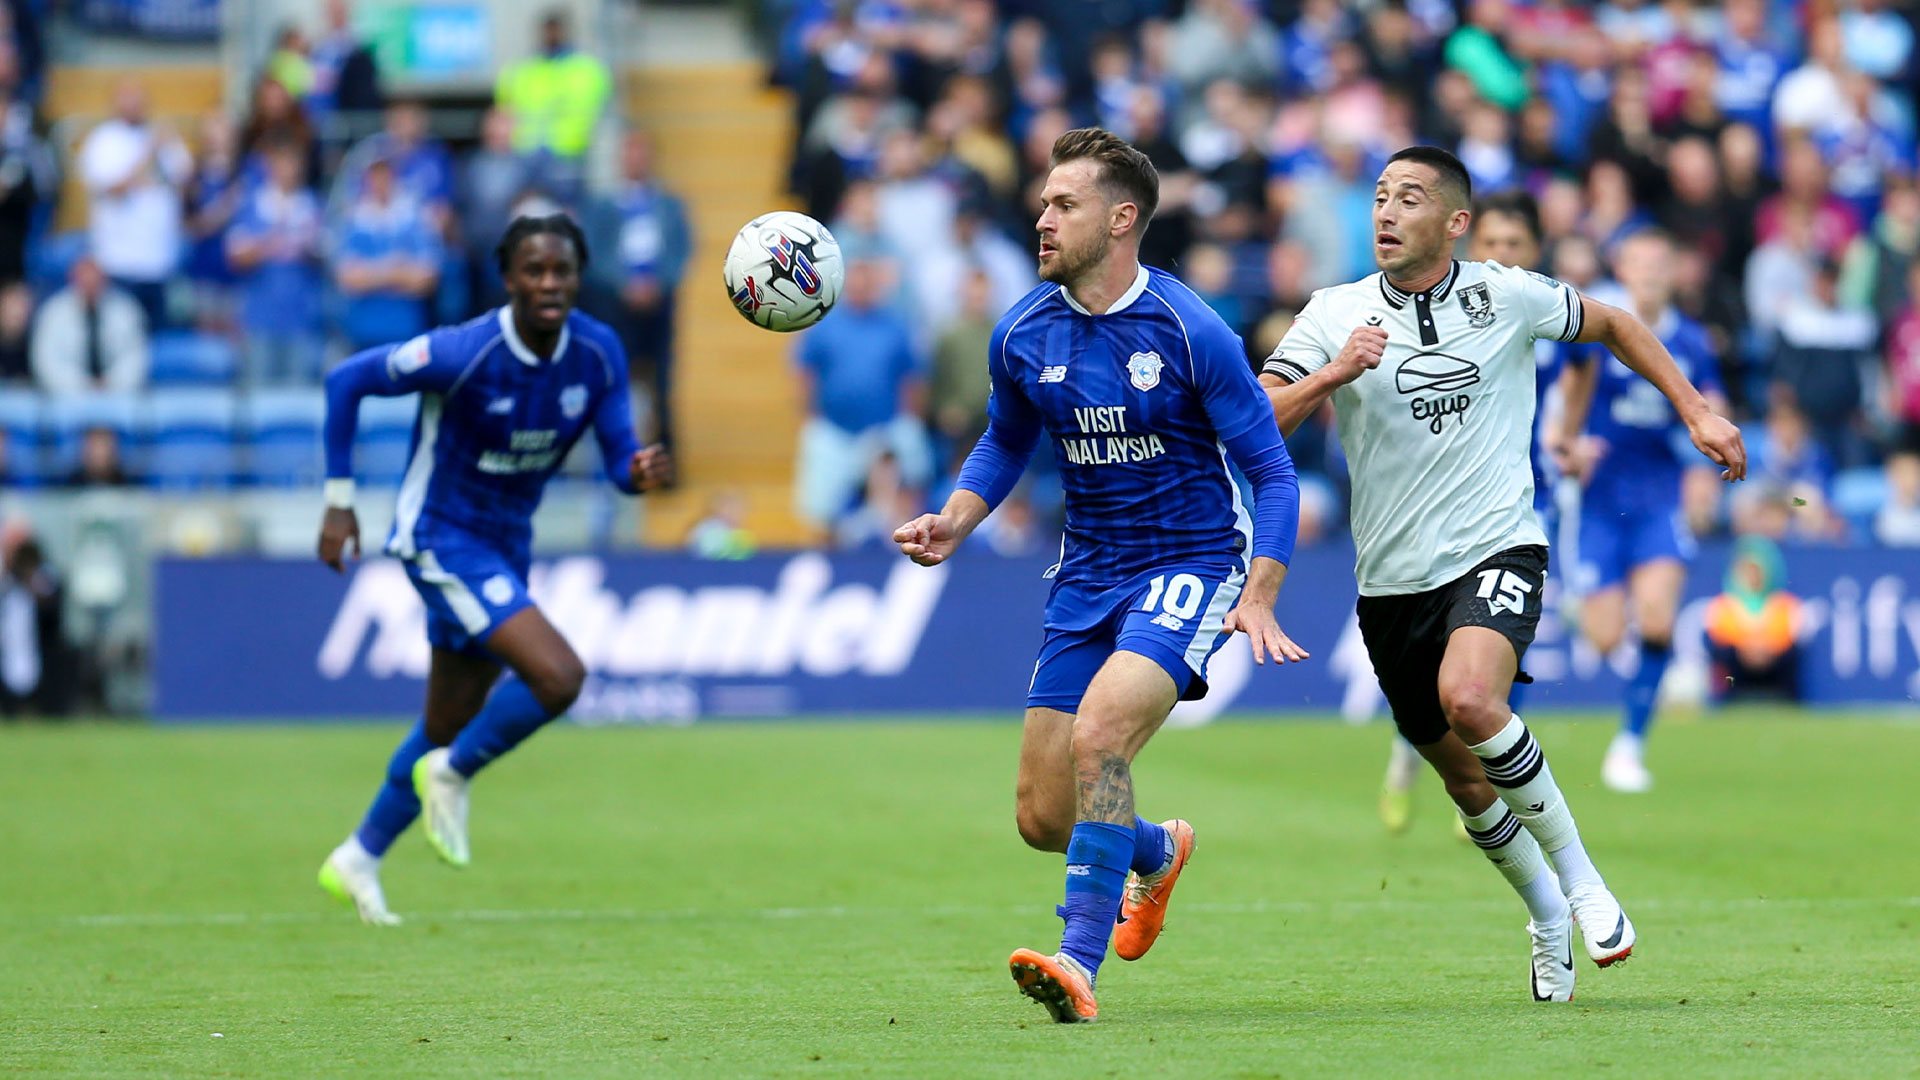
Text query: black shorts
1355 545 1548 746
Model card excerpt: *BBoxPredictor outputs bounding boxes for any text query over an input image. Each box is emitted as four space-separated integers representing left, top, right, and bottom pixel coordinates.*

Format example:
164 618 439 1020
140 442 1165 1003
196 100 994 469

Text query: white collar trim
1059 264 1151 316
498 306 570 367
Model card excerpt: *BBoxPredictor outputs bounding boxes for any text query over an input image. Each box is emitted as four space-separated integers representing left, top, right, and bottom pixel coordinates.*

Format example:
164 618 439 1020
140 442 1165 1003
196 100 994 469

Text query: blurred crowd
768 0 1920 551
0 1 691 487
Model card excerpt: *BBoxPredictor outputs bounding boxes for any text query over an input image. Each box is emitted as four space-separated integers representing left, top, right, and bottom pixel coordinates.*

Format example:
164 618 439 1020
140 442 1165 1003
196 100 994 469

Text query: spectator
0 534 72 717
266 24 314 103
1444 0 1528 111
1841 177 1920 324
834 451 924 549
586 130 690 450
68 426 130 487
1744 205 1819 340
77 78 191 331
333 158 441 351
921 195 1036 330
1170 0 1281 95
494 9 612 172
926 266 995 463
688 491 756 560
1878 453 1920 545
226 142 324 386
1455 99 1517 194
238 74 320 187
462 108 563 253
1885 258 1920 452
1704 536 1803 703
792 255 931 527
1771 260 1878 468
1813 71 1914 226
1712 0 1787 135
334 100 455 234
0 280 27 381
182 112 244 330
1772 17 1850 136
307 0 383 137
1745 397 1838 518
29 255 147 395
0 41 50 287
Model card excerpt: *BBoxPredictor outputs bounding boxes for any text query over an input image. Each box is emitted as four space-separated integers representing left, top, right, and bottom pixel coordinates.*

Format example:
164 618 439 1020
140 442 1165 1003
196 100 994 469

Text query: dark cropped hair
1386 145 1472 210
1050 127 1160 229
1472 190 1542 244
495 213 589 274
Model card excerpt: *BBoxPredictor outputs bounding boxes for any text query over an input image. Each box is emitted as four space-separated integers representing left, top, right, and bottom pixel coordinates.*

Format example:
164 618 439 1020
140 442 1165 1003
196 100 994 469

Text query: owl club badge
1127 351 1164 391
1457 283 1495 328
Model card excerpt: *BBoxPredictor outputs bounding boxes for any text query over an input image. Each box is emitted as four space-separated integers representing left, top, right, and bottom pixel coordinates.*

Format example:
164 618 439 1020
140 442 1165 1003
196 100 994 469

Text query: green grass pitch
4 712 1918 1078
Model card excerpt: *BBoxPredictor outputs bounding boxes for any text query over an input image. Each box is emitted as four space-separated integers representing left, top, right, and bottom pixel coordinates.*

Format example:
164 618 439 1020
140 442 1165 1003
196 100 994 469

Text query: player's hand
1327 326 1388 386
1687 412 1747 482
893 513 961 566
630 445 674 492
1222 595 1310 666
318 507 360 574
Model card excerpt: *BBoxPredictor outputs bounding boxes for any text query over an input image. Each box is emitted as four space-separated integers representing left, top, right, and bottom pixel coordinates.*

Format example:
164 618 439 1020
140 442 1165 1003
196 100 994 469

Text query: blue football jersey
962 266 1293 582
346 307 641 560
1573 307 1721 507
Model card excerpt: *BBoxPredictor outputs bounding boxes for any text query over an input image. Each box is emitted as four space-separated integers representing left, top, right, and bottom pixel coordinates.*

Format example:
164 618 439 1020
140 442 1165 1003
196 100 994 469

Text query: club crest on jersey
1127 351 1164 391
560 384 588 420
1457 283 1495 328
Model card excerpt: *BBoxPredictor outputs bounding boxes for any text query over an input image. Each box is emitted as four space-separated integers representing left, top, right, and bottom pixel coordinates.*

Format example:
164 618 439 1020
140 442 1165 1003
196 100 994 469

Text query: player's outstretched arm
1573 295 1747 481
894 489 990 567
1546 351 1603 483
1260 326 1387 436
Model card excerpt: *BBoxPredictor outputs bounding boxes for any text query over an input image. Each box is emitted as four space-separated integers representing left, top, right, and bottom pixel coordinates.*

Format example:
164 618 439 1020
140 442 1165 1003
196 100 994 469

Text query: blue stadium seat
0 389 44 485
246 388 325 487
356 395 419 484
149 331 239 386
45 392 142 479
1832 467 1890 534
143 389 240 489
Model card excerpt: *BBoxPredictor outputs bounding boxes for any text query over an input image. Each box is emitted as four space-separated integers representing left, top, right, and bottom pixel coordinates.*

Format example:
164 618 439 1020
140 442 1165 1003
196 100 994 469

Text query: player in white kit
1260 147 1745 1001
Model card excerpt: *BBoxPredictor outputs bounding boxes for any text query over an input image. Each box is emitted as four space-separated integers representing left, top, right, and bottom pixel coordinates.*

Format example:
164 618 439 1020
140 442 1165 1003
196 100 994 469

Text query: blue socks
1057 821 1134 979
448 678 559 779
1130 816 1170 876
354 719 435 858
1624 640 1671 739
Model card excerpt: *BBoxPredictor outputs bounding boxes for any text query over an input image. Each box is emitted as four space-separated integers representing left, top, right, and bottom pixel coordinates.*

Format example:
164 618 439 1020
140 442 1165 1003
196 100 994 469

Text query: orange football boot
1008 948 1098 1023
1113 818 1195 961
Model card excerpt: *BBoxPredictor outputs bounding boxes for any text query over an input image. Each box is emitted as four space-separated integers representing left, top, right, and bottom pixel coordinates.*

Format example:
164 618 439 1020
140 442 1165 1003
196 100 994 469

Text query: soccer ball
722 211 844 332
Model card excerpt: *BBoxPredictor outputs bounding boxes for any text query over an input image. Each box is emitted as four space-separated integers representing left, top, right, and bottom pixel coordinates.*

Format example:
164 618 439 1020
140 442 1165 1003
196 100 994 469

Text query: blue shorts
403 543 535 657
1027 562 1247 713
1575 499 1695 592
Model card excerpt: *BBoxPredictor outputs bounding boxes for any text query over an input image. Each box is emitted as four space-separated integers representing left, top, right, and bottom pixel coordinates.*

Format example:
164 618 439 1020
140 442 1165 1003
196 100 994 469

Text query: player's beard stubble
1039 230 1111 288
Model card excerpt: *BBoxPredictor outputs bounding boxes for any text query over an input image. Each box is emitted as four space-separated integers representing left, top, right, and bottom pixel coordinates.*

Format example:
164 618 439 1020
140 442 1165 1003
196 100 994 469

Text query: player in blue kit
1377 192 1597 833
1561 228 1727 793
315 215 672 924
893 129 1305 1022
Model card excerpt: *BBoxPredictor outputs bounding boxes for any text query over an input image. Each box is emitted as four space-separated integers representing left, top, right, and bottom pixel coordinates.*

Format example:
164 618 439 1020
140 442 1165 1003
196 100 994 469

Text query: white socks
1386 736 1422 791
1469 716 1604 896
1459 799 1568 924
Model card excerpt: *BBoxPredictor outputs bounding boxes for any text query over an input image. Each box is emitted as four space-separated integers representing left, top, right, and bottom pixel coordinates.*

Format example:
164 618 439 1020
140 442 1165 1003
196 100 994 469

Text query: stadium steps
625 62 818 547
44 65 225 232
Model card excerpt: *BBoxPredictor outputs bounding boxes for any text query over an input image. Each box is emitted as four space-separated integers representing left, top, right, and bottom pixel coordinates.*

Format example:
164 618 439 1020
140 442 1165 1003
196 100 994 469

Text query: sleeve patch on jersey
1525 269 1565 289
1264 356 1309 383
1560 288 1585 342
388 335 431 378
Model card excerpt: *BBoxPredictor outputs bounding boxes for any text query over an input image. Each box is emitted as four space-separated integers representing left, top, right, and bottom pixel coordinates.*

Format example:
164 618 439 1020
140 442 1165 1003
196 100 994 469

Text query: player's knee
1437 673 1506 739
1639 617 1676 650
527 654 587 714
1014 805 1070 852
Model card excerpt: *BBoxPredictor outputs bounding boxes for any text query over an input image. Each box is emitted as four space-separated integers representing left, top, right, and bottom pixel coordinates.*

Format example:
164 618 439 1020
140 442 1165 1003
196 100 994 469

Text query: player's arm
317 335 458 572
588 336 672 495
1571 295 1746 481
896 322 1041 566
1546 346 1601 481
1257 295 1380 437
1199 322 1309 665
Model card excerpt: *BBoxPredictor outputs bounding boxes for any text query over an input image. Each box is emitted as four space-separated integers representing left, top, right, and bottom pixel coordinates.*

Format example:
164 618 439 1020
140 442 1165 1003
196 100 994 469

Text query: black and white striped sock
1470 715 1603 895
1460 799 1566 924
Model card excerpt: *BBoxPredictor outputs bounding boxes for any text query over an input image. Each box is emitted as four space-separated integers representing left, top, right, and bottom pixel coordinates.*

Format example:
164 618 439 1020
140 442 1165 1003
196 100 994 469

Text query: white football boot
318 838 402 926
1602 734 1654 793
1528 913 1577 1001
1567 883 1637 967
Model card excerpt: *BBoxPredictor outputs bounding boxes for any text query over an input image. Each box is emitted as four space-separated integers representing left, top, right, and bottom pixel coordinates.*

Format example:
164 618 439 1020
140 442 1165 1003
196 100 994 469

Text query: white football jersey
1264 260 1585 596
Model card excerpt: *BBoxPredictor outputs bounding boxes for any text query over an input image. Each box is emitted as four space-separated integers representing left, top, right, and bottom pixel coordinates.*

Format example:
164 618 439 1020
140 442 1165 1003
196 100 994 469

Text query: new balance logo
1150 612 1185 632
487 397 515 415
1039 365 1067 384
1065 865 1092 877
